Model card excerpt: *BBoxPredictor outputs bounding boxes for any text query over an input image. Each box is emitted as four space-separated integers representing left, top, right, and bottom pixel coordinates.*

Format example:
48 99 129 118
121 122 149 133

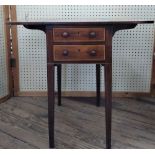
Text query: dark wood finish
54 64 62 106
46 27 55 148
8 20 154 26
57 64 61 106
47 63 55 148
8 20 154 149
53 28 105 42
53 45 105 62
104 27 113 149
104 64 112 149
96 64 101 107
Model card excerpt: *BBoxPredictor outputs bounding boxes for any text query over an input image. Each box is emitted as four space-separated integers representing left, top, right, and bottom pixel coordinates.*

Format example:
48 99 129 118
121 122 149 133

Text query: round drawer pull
89 31 96 38
62 32 70 38
89 50 97 56
62 50 69 56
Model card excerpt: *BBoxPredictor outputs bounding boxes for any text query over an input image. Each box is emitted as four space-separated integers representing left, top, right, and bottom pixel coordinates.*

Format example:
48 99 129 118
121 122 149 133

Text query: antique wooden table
8 20 153 149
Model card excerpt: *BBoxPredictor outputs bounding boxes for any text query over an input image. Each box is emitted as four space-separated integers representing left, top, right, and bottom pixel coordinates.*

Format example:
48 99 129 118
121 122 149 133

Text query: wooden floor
0 96 155 149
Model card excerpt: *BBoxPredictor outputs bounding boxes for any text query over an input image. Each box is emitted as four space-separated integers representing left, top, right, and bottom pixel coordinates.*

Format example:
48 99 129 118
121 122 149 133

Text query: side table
8 20 154 149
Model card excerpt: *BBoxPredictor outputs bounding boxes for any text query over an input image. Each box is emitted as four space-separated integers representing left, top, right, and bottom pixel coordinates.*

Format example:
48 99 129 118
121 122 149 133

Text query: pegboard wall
15 5 155 92
0 6 8 98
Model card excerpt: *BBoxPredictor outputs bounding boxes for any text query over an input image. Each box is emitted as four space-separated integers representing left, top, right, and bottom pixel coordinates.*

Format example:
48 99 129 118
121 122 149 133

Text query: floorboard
0 96 154 149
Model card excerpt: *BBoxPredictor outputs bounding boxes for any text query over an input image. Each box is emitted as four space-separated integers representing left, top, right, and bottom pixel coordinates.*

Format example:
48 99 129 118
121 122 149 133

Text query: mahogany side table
8 20 153 149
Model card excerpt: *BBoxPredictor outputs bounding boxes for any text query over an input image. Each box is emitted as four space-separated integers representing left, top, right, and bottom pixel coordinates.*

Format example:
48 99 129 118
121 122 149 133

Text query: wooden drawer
53 45 105 62
53 28 105 42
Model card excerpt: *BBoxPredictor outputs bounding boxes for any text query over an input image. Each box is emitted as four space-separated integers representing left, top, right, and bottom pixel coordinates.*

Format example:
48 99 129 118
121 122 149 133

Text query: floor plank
0 96 154 149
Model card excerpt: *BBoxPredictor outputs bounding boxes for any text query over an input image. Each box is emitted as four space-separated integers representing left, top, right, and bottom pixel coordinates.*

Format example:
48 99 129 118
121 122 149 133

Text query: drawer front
53 45 105 62
53 28 105 42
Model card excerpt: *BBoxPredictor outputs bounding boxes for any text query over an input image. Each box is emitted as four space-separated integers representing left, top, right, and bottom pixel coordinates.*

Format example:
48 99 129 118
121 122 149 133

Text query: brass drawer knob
89 31 96 38
62 50 69 56
62 32 70 38
89 50 96 56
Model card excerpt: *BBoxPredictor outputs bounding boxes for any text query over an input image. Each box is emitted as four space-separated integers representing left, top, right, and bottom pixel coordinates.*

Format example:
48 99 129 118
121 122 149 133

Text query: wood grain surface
53 28 105 42
0 96 154 149
53 45 105 62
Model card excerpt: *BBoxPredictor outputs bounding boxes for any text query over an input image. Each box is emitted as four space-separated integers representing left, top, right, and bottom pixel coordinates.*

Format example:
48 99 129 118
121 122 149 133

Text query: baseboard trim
0 95 10 103
17 91 151 97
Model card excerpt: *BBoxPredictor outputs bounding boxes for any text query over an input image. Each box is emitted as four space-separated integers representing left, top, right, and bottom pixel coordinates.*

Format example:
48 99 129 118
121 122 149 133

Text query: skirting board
17 91 151 97
0 95 10 104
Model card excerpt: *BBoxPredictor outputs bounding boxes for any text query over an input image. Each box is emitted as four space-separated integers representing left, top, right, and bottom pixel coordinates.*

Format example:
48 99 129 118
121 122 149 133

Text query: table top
8 20 154 26
7 20 154 35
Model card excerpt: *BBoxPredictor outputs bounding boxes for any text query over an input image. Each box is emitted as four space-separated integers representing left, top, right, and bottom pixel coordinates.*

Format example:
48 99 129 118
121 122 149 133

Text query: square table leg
57 64 62 106
104 63 112 149
47 63 55 148
96 64 101 107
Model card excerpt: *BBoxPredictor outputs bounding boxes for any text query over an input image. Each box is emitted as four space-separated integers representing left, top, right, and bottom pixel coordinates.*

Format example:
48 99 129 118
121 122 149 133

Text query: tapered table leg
47 63 55 148
57 64 62 106
96 64 101 107
104 63 112 149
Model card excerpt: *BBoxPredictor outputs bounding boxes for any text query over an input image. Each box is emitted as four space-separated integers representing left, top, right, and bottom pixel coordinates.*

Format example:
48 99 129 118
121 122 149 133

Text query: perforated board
16 5 155 92
0 6 8 98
